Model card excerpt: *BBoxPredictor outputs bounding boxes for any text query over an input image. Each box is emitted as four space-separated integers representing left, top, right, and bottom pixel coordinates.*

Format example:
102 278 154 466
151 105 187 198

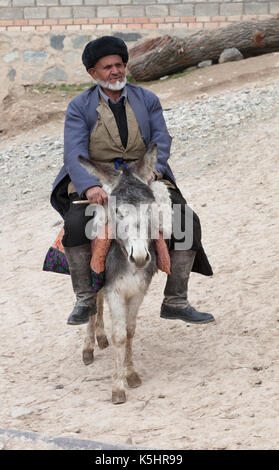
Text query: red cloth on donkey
43 226 171 293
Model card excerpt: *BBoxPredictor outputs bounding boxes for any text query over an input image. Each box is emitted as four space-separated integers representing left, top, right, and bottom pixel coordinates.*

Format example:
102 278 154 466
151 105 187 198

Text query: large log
128 17 279 81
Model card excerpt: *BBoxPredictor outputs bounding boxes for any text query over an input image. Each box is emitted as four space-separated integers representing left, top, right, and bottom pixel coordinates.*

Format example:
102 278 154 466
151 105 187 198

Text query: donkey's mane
110 168 155 205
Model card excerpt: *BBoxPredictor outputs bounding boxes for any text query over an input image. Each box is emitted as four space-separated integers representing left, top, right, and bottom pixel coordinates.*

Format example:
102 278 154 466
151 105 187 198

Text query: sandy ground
0 54 279 450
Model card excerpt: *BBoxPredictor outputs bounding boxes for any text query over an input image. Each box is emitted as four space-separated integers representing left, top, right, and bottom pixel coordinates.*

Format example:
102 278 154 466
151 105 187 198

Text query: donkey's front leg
82 314 96 365
109 294 128 404
125 294 144 388
95 290 109 350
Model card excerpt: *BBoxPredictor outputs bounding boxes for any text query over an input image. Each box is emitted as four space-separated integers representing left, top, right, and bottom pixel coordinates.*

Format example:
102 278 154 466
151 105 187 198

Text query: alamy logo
84 197 193 250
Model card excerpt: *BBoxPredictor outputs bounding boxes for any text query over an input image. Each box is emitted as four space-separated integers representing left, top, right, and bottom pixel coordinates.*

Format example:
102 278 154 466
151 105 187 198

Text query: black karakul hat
82 36 129 70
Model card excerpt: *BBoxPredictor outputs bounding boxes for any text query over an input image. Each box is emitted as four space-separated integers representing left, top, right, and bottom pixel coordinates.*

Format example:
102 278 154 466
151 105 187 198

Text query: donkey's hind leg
107 293 128 404
82 312 96 366
95 290 109 350
125 293 144 388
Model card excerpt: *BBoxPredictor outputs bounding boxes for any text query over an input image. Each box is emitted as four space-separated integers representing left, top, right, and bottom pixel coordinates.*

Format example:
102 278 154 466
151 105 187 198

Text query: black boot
64 245 96 325
160 250 215 324
67 305 95 326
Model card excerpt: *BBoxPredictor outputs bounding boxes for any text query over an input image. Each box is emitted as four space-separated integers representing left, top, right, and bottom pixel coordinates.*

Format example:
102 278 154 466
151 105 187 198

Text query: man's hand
85 186 108 205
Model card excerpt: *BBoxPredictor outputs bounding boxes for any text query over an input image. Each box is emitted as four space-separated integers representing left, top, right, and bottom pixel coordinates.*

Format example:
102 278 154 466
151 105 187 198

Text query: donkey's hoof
126 372 142 388
82 349 94 366
112 389 126 405
97 335 109 350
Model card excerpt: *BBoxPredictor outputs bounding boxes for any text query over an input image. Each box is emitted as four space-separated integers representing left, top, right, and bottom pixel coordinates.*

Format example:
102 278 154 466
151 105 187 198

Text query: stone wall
0 1 279 90
0 1 278 32
1 31 98 88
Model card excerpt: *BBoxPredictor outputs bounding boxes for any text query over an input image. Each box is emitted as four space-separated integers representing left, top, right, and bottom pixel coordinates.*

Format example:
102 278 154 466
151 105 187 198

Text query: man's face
89 54 126 90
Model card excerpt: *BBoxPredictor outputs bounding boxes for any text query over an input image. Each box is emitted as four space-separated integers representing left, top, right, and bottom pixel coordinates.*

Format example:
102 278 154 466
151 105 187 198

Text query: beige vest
68 96 146 195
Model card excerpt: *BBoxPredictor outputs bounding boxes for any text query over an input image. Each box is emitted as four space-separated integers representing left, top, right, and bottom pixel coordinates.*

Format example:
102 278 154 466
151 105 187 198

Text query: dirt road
0 53 279 450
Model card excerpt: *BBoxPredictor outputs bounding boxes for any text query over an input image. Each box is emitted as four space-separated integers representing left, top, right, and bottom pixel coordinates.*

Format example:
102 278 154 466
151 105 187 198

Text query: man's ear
88 67 96 80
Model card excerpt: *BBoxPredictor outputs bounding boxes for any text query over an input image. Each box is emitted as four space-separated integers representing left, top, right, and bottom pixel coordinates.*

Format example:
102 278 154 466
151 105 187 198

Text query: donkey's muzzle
129 247 151 269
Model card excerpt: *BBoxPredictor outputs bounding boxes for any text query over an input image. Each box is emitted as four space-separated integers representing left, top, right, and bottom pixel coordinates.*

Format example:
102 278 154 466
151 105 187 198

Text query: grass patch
145 68 195 85
168 69 194 80
31 82 93 95
58 83 93 93
30 69 194 95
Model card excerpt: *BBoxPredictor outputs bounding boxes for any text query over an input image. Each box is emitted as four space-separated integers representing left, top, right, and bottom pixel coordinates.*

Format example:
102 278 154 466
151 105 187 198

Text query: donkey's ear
78 156 120 187
133 142 157 182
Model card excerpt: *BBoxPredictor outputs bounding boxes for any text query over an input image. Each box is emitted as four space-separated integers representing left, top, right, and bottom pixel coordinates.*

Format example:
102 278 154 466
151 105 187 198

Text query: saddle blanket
43 226 171 293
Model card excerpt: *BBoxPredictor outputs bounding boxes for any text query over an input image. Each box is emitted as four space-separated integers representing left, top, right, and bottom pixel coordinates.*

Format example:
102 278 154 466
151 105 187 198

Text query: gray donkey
78 144 172 404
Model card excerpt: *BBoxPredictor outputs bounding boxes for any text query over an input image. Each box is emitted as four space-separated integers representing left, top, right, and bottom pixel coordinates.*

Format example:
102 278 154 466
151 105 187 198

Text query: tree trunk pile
128 17 279 81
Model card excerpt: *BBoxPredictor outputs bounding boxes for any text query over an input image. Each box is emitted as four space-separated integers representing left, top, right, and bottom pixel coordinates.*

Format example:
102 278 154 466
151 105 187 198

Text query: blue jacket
51 83 175 216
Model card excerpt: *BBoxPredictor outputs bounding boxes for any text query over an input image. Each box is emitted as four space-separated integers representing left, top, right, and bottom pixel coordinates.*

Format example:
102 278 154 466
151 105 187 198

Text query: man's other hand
85 186 108 205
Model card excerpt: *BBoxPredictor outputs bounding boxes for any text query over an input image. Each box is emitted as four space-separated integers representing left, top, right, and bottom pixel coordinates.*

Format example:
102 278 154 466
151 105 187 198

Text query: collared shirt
97 84 158 177
98 85 128 149
97 84 127 105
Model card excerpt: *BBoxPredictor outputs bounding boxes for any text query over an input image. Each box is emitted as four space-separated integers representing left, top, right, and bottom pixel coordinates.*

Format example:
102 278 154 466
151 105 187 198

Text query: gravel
0 83 278 207
166 83 279 158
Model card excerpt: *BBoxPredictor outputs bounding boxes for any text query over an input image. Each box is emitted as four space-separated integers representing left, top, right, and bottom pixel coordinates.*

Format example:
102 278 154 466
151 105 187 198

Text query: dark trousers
62 188 213 276
62 193 92 248
63 188 201 253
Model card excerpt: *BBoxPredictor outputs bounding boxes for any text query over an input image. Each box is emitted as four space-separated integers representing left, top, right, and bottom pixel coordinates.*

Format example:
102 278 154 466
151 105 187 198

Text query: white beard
96 77 127 91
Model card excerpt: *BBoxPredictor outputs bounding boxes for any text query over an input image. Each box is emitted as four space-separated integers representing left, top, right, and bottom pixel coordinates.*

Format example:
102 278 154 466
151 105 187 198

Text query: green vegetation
58 83 93 92
31 82 93 94
142 68 194 85
30 69 194 96
168 68 194 80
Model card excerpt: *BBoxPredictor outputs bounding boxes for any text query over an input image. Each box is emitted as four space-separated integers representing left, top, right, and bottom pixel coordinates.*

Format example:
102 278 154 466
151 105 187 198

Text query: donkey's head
79 143 158 269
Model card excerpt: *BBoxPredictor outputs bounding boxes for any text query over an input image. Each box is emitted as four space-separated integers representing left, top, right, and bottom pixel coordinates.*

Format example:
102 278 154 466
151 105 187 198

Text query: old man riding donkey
44 36 214 403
